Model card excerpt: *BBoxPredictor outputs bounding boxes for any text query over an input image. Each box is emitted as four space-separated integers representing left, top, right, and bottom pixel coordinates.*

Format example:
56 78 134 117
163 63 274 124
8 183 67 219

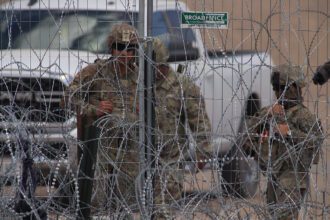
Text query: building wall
184 0 330 217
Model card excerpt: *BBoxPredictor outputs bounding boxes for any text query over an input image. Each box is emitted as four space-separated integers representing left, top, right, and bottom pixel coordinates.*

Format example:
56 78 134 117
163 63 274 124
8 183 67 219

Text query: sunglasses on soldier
112 43 138 52
272 84 287 91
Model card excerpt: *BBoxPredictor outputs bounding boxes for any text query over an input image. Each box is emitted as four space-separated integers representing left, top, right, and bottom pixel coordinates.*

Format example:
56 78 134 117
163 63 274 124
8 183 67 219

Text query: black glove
313 62 330 85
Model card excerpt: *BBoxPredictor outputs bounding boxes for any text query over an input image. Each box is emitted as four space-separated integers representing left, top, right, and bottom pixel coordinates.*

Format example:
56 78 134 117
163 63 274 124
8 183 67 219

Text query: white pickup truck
0 0 273 208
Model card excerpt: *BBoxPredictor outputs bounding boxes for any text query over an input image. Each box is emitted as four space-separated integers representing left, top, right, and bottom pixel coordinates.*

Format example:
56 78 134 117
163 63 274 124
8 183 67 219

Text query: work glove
313 64 330 85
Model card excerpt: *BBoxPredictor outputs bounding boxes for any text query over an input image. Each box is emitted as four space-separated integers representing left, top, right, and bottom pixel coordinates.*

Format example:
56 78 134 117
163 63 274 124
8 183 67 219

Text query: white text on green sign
181 12 228 29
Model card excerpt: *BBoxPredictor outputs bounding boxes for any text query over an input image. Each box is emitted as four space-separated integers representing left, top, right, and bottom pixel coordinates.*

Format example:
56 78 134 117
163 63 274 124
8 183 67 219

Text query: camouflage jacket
65 58 139 127
244 103 324 169
154 67 212 163
64 59 211 163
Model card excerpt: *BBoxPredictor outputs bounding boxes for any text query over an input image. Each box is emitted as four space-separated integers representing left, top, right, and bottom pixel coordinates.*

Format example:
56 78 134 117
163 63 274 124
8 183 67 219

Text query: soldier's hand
275 123 290 136
97 100 113 117
313 71 328 85
270 103 285 116
196 155 208 171
196 161 206 171
260 130 269 143
313 64 330 85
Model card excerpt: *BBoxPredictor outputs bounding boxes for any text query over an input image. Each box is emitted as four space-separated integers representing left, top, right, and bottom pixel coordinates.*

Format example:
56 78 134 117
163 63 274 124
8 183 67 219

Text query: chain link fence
0 0 329 219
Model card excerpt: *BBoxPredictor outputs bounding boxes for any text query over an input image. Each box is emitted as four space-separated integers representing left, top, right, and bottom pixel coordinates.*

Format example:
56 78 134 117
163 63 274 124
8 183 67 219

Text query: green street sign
181 12 228 29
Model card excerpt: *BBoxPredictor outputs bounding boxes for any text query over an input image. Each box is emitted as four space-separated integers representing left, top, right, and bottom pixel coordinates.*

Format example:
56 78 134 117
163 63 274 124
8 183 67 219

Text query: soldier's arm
242 109 269 153
244 107 271 136
289 108 324 147
288 107 324 165
182 77 212 165
62 64 100 117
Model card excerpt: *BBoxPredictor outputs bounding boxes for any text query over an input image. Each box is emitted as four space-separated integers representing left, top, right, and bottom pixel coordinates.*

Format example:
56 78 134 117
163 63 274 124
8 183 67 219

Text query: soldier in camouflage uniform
63 23 141 217
244 64 324 220
149 38 212 218
64 22 212 218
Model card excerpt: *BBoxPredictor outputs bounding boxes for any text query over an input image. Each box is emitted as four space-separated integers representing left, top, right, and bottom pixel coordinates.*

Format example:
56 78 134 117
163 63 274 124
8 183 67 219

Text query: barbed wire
0 0 329 219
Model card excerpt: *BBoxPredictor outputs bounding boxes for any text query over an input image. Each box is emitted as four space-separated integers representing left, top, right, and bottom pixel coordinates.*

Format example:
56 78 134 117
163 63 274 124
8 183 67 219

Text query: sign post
181 12 229 29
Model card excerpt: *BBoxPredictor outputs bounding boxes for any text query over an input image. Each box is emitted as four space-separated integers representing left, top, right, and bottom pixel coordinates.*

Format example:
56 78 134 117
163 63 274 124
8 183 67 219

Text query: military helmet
152 38 169 64
107 23 139 49
271 64 306 88
144 38 169 64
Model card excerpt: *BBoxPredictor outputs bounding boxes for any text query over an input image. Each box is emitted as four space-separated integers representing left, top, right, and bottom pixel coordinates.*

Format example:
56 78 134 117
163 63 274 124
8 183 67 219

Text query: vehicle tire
221 94 261 198
221 147 259 198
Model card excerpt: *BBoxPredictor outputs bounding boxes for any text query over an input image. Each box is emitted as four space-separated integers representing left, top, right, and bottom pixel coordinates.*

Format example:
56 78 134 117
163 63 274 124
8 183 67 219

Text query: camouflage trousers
262 160 310 220
266 177 307 220
91 134 183 219
254 142 316 220
92 164 183 219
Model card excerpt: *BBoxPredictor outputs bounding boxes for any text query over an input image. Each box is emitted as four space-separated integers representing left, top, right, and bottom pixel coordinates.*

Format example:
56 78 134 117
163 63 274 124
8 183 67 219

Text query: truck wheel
221 147 259 198
220 94 261 198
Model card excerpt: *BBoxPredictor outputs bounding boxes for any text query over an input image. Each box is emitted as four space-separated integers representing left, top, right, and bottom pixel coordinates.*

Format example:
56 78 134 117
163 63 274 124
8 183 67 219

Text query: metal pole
77 125 99 220
137 0 147 218
145 0 155 219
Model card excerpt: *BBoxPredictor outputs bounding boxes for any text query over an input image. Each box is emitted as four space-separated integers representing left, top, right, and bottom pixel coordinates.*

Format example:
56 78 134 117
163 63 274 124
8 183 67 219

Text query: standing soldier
62 23 140 218
63 28 212 217
150 38 212 218
243 64 324 220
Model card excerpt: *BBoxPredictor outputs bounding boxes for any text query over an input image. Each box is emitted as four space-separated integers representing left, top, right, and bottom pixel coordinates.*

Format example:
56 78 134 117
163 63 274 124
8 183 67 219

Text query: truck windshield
0 10 199 61
0 10 137 53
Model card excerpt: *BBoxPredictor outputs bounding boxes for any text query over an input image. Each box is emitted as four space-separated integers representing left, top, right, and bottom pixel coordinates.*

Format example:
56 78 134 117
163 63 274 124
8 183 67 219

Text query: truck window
0 10 138 53
152 10 200 62
0 9 199 61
